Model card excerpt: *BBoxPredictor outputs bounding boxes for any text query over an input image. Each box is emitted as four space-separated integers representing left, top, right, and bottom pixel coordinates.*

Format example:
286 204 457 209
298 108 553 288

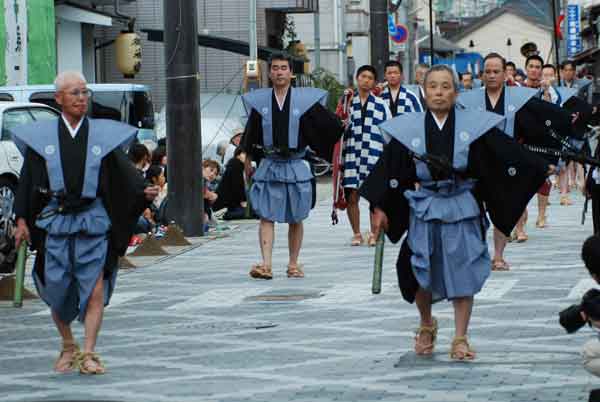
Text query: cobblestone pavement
1 189 599 402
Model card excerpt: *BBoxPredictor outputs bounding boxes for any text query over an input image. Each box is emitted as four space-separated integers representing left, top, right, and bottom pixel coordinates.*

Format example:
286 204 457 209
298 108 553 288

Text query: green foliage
309 68 345 112
284 17 298 43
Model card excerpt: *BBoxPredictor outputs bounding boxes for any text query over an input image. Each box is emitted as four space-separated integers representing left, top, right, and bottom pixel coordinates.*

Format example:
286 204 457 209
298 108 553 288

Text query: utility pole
399 1 411 81
551 0 561 69
370 0 390 78
314 8 321 70
562 0 569 63
249 0 258 60
164 0 204 236
429 0 435 66
337 0 348 85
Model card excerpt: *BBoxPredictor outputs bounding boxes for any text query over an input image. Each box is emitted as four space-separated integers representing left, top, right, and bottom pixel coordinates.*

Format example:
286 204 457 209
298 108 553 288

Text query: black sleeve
100 148 149 258
468 128 548 236
515 97 572 150
360 139 416 243
14 148 35 221
241 109 264 161
300 103 344 162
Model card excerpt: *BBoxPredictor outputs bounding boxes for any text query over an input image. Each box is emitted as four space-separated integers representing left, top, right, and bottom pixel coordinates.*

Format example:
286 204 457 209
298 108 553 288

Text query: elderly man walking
13 71 158 374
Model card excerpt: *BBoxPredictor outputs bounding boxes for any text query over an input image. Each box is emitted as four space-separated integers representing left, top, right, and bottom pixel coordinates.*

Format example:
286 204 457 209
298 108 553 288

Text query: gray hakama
12 118 137 323
242 88 327 224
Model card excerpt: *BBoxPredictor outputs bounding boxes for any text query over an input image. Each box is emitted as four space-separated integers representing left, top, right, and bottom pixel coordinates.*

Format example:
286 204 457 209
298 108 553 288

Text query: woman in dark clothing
214 148 250 220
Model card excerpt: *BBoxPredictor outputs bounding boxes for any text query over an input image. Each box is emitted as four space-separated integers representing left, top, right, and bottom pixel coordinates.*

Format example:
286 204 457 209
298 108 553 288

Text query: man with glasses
12 71 158 375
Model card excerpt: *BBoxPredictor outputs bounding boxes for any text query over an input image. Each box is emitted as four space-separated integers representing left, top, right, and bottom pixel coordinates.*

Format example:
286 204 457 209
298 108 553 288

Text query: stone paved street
1 189 599 402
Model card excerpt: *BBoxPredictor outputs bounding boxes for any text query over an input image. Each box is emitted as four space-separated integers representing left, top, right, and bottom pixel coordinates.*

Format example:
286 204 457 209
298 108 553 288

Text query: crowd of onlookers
128 128 252 238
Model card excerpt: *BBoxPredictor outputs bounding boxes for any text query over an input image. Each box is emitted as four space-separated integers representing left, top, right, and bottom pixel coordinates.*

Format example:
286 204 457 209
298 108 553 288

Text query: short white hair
54 71 87 91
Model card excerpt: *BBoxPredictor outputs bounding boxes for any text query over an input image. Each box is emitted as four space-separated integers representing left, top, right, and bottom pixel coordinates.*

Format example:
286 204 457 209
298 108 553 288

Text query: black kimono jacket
15 138 148 279
241 101 343 163
360 110 549 302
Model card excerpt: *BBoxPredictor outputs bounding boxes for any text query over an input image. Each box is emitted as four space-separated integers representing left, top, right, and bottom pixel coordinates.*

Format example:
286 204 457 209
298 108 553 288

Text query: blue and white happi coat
342 94 392 189
380 85 423 115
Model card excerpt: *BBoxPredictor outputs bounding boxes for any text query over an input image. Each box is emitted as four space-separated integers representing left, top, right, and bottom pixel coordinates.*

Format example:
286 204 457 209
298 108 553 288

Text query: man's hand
207 191 218 202
14 218 30 249
571 112 580 124
372 207 389 234
144 185 160 202
241 201 248 208
547 164 557 176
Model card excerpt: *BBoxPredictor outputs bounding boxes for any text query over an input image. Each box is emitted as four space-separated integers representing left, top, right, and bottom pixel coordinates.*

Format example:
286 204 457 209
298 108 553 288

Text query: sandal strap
415 318 438 340
61 341 80 353
451 336 470 347
77 352 105 370
252 264 272 273
450 336 476 359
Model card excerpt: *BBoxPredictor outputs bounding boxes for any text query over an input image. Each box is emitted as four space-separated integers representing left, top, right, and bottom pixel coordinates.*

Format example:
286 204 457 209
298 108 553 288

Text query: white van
0 83 157 144
0 102 60 237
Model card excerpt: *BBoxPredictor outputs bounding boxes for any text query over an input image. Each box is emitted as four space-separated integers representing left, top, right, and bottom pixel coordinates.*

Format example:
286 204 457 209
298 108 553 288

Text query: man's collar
61 114 85 138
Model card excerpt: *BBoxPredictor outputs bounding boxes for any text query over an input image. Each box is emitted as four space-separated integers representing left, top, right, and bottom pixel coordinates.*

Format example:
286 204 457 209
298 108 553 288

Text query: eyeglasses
64 89 91 98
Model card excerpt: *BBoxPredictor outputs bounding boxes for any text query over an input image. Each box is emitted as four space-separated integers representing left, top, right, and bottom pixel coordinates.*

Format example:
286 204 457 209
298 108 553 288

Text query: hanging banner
567 4 582 58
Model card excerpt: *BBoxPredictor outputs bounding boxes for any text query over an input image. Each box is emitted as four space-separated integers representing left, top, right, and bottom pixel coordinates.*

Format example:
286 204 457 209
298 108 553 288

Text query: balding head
54 71 87 92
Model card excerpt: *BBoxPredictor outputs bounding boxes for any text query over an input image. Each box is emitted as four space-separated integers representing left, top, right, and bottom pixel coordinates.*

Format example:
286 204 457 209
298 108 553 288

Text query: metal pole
164 0 204 236
399 1 410 78
551 0 561 69
314 8 321 70
339 0 347 85
429 0 435 66
370 0 390 78
249 0 258 61
562 0 569 64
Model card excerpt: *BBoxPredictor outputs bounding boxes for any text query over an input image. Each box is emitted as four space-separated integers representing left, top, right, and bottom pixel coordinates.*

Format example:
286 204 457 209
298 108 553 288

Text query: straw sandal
367 232 377 247
491 259 510 271
77 352 106 375
351 233 363 246
286 263 305 278
536 216 547 228
249 263 272 280
54 340 80 373
516 232 528 243
450 336 476 361
414 317 438 355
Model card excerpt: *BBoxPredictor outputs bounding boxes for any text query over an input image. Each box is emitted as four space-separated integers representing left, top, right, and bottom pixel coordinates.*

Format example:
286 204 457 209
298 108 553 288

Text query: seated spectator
128 143 151 175
146 165 167 209
152 145 168 181
223 129 244 167
202 159 220 229
135 165 167 234
214 148 252 220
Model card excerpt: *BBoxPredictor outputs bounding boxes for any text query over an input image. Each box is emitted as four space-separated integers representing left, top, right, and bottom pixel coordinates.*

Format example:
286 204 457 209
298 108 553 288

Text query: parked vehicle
0 103 60 271
0 83 157 145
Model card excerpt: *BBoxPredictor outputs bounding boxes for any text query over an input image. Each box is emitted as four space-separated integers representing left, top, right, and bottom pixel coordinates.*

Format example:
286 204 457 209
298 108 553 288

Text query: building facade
96 0 319 109
0 0 133 86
